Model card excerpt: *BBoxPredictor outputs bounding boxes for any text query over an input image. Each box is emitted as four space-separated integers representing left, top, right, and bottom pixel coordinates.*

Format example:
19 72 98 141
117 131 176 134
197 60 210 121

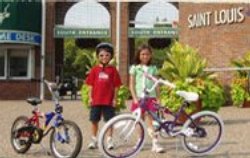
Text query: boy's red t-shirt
85 65 122 106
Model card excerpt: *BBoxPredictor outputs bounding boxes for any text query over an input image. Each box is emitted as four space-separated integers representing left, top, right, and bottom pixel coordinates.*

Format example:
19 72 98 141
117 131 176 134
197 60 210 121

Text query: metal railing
204 67 250 92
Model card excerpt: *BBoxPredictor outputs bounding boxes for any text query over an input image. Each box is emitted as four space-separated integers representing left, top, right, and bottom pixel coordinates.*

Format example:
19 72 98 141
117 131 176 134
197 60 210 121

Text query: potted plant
159 42 225 121
160 80 201 115
230 78 250 107
230 51 250 108
160 79 225 122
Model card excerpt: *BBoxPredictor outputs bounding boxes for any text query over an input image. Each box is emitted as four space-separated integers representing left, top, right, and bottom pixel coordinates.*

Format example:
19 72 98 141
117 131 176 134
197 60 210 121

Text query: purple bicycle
98 72 224 158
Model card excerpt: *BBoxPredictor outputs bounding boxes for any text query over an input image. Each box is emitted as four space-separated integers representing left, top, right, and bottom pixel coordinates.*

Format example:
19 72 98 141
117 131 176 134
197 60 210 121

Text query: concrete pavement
0 100 250 158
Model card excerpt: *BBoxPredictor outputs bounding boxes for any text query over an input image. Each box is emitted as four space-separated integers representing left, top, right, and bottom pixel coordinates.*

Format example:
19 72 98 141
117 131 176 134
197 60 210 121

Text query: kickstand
40 142 51 156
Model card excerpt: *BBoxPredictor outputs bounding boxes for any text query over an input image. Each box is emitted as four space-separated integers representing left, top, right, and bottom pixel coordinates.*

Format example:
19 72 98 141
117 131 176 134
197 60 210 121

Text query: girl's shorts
130 98 157 114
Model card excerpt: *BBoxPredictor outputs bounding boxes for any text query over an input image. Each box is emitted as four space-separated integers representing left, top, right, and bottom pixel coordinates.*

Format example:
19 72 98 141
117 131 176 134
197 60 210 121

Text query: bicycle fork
113 110 142 145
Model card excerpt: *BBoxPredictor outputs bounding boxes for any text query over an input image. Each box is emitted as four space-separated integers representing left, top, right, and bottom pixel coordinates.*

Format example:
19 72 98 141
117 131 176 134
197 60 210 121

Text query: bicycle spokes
100 115 145 158
50 120 82 158
182 112 223 155
11 116 32 154
56 127 70 143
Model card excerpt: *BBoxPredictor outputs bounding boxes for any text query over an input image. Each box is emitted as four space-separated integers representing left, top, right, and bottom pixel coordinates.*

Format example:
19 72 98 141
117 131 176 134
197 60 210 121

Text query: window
0 51 5 77
0 47 34 80
9 50 28 77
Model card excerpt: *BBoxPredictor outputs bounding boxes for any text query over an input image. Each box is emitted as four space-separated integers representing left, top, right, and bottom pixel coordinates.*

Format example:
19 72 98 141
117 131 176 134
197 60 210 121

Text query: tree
64 39 96 79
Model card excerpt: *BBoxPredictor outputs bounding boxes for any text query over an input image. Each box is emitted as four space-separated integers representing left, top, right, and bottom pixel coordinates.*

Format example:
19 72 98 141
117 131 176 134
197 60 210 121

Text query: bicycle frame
27 107 63 133
131 69 200 138
132 96 198 138
22 80 67 141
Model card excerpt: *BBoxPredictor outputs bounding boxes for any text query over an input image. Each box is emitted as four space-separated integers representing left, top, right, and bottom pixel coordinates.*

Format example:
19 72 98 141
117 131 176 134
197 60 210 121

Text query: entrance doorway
54 1 111 99
128 1 179 68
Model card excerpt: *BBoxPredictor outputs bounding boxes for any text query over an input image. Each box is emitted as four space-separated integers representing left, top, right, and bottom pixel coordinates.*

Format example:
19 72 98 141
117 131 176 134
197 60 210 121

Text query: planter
177 100 202 124
242 100 250 108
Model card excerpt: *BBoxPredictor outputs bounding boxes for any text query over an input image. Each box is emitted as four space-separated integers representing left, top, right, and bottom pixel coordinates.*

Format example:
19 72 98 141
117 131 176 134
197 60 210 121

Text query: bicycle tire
50 120 82 158
98 114 146 158
10 116 32 154
181 111 224 155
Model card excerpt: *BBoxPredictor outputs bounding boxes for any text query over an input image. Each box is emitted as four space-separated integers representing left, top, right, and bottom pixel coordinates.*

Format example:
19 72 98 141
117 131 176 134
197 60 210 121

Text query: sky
64 0 179 28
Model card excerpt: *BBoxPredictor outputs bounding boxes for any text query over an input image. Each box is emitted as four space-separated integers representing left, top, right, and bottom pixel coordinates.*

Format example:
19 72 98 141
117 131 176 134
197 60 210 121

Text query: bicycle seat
26 97 42 106
176 91 199 102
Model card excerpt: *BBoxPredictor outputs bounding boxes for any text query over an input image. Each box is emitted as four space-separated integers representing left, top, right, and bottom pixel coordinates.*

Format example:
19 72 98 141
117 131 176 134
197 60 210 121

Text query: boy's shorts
90 105 115 122
130 98 157 114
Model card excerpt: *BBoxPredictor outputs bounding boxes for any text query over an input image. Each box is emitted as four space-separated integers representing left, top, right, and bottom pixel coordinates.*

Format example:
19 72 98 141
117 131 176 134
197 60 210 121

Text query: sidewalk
0 100 250 158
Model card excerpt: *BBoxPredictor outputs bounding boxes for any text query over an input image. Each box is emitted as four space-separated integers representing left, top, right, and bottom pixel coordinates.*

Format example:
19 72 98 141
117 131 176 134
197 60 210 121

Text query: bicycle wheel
10 116 32 154
181 111 224 155
50 120 82 158
98 114 146 158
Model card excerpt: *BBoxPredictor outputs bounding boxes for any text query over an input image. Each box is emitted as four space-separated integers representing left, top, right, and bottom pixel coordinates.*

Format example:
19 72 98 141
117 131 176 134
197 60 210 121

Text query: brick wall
0 47 41 100
179 3 250 85
0 81 40 100
3 2 250 99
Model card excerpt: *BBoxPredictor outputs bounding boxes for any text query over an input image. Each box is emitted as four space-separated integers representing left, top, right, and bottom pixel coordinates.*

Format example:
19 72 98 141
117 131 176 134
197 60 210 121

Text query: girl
129 44 164 153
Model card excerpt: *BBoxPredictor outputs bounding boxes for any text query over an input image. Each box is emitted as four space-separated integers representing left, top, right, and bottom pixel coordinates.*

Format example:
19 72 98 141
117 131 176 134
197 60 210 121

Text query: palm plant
231 51 250 78
159 42 225 113
230 78 248 107
159 42 215 81
74 48 116 75
64 39 96 79
230 51 250 107
74 50 97 75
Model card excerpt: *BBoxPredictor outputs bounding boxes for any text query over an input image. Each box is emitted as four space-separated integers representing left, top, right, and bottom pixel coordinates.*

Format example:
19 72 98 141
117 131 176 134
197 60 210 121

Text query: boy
85 43 122 149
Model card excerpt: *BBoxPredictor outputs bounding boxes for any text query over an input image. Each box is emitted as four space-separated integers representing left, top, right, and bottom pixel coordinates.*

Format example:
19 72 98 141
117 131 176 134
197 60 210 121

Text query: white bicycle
98 72 224 158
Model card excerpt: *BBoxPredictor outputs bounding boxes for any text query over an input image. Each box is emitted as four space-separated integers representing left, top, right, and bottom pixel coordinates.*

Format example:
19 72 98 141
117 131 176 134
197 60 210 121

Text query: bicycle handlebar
44 80 58 92
141 70 176 93
139 68 199 102
30 79 59 93
44 80 60 104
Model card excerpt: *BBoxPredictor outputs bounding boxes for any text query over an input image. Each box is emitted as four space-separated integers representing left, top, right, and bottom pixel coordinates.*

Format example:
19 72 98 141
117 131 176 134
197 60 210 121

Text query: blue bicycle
10 80 82 158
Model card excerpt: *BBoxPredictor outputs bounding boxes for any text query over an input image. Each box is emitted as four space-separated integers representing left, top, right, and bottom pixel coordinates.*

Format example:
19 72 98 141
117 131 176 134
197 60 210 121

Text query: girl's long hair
134 44 153 65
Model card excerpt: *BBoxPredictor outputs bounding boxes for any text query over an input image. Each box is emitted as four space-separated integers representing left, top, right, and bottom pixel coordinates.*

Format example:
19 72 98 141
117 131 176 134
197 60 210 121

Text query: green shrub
81 84 90 109
160 79 225 114
159 42 225 113
160 80 198 114
81 84 130 112
230 51 250 107
159 41 215 81
230 78 249 107
201 80 225 112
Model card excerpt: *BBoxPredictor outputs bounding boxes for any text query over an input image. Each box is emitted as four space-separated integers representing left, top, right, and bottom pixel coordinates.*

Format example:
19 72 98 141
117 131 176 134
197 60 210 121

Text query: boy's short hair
96 42 114 58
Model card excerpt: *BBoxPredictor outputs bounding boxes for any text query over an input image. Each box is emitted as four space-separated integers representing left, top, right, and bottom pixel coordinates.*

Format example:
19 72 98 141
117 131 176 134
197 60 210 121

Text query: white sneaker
152 139 164 153
148 128 160 138
147 128 154 138
88 137 97 149
107 137 114 150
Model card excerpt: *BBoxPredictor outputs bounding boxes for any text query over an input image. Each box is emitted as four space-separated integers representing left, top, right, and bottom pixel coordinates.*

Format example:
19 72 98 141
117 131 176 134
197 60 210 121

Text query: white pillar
40 0 46 100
